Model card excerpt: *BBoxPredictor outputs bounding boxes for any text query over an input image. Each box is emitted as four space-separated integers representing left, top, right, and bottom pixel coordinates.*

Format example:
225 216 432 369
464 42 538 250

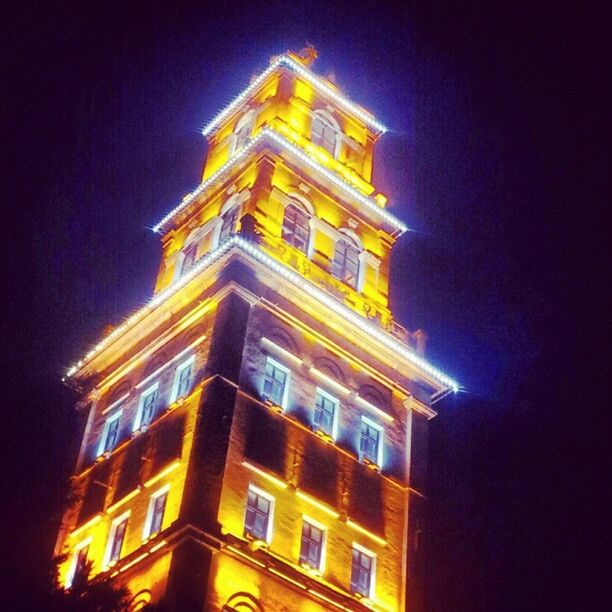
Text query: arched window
219 206 240 244
232 110 256 154
331 233 361 289
311 111 340 158
282 202 311 253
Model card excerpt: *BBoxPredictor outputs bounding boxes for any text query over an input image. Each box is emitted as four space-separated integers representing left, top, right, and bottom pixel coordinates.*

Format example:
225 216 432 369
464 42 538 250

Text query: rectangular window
262 357 289 408
313 388 339 439
299 518 326 571
144 487 169 539
360 416 383 467
244 485 274 543
98 411 121 456
106 514 129 566
170 357 194 404
180 243 198 276
351 545 375 598
134 383 159 431
68 541 90 587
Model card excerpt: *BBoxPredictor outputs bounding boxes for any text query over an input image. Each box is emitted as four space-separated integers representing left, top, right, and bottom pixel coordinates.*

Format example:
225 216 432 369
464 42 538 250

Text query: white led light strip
64 238 236 378
152 128 407 234
201 54 387 137
66 237 458 392
235 238 458 391
152 131 265 233
266 130 408 232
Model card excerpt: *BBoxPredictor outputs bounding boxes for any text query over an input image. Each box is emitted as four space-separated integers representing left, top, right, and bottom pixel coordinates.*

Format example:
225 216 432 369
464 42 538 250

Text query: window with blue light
180 242 198 276
262 356 289 408
313 388 339 438
232 110 256 153
170 357 194 404
299 519 325 570
144 488 168 539
311 111 339 158
106 515 129 566
134 384 159 431
244 486 274 543
282 202 311 253
219 206 240 244
68 542 90 587
351 545 375 598
360 416 383 467
331 237 361 290
98 411 121 456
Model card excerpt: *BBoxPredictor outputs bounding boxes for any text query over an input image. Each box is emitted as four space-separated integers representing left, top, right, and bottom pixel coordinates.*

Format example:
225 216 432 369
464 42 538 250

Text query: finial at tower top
297 44 318 66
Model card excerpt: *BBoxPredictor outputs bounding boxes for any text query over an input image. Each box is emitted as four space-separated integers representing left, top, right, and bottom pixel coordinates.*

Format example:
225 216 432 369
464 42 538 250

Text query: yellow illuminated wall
57 306 215 595
58 51 434 612
151 54 399 328
203 61 377 192
208 303 411 611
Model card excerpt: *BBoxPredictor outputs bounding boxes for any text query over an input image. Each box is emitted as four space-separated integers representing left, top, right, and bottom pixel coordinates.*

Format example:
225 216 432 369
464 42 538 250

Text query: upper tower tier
64 50 458 393
201 50 387 193
151 51 409 326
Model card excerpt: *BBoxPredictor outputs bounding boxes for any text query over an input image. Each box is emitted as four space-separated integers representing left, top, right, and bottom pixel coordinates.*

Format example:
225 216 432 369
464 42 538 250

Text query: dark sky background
1 1 606 610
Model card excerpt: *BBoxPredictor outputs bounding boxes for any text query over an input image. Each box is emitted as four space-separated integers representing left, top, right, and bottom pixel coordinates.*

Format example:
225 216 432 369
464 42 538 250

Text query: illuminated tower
57 48 458 612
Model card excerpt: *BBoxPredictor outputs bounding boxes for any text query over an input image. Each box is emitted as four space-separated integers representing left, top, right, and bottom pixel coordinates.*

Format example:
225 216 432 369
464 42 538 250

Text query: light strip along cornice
65 237 458 392
152 128 407 234
64 238 237 378
201 54 387 137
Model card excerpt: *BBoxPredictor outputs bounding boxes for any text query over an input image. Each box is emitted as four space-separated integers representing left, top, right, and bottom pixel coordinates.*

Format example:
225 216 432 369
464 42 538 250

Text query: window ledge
132 425 148 437
95 451 110 463
246 536 268 551
314 429 334 444
362 458 381 472
263 399 284 414
300 562 322 577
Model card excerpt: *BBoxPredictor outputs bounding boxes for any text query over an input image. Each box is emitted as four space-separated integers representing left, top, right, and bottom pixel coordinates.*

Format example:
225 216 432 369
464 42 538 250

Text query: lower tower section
57 257 442 611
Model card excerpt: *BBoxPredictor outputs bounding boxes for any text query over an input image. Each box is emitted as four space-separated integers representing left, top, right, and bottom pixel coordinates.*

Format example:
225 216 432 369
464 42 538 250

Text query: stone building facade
57 49 457 611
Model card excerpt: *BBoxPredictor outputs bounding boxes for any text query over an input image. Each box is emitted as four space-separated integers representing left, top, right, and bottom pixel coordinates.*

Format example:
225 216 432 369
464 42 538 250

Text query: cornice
201 54 387 138
152 128 407 235
65 238 458 393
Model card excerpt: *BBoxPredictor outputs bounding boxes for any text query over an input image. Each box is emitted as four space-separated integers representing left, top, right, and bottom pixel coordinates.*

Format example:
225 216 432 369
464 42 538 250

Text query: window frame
350 543 376 599
313 387 340 440
359 415 384 468
143 485 170 540
299 515 327 573
231 109 256 154
179 241 198 277
244 484 275 544
218 205 240 245
98 410 122 457
133 382 159 432
66 537 92 588
104 511 130 568
281 202 312 255
331 236 362 291
262 356 290 409
311 110 341 159
169 356 195 404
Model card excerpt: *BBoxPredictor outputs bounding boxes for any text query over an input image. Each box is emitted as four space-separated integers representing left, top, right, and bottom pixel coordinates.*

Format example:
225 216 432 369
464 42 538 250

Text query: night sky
2 1 606 610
